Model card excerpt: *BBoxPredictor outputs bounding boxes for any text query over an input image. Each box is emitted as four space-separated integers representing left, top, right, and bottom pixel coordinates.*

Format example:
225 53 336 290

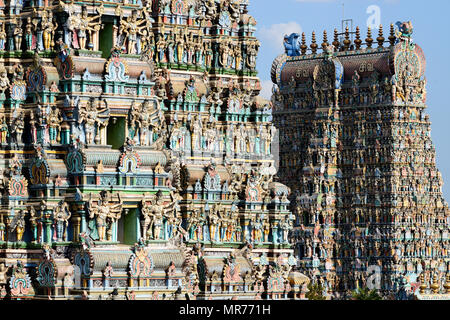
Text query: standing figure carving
42 10 58 51
78 98 109 145
87 191 123 242
53 201 71 242
119 10 147 54
68 5 104 50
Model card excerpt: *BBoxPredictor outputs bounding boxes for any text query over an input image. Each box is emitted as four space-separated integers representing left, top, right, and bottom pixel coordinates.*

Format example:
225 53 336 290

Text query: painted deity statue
0 22 5 50
47 106 62 144
208 203 221 242
0 65 9 95
42 10 58 51
187 203 200 241
119 10 148 54
10 110 24 145
141 193 157 240
9 210 26 242
128 101 141 143
0 215 5 242
246 40 259 70
53 201 71 242
204 0 217 19
204 41 213 68
129 100 159 146
24 17 37 51
12 17 22 51
29 206 43 243
156 30 167 63
0 114 8 143
141 191 177 241
68 5 104 50
165 203 181 240
78 98 109 145
175 28 186 64
88 191 123 242
252 215 264 244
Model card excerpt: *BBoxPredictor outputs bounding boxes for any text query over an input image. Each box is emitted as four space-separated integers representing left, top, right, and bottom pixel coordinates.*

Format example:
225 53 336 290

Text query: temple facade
0 0 307 300
271 23 450 299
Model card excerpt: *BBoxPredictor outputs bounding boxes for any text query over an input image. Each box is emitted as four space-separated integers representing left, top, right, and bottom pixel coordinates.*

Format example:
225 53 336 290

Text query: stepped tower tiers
0 0 307 300
271 23 450 300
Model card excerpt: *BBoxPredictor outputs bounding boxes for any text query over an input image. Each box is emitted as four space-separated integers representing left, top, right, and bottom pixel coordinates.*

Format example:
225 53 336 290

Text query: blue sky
251 0 450 200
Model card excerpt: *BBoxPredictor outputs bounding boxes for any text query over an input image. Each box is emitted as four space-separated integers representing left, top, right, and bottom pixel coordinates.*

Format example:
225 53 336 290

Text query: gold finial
343 26 351 51
419 273 427 294
389 23 396 47
377 24 385 48
354 26 362 50
310 31 318 54
300 32 307 55
366 27 373 48
321 30 329 50
431 273 440 294
332 28 340 51
444 274 450 294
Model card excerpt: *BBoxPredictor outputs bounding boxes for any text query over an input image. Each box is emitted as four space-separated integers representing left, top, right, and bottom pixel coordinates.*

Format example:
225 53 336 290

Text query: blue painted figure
283 33 301 57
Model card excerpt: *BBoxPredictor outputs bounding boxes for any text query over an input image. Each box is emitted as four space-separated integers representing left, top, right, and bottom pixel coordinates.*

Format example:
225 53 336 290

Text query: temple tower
0 0 306 300
272 23 450 299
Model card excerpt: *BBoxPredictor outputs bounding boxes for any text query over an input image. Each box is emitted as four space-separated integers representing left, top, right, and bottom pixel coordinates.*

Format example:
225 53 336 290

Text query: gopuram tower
0 0 306 300
271 23 450 299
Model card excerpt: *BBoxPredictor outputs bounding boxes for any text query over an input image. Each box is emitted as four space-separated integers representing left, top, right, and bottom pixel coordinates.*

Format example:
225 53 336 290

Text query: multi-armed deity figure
78 97 109 145
119 9 148 54
88 191 123 242
141 190 180 241
68 5 104 50
128 99 162 146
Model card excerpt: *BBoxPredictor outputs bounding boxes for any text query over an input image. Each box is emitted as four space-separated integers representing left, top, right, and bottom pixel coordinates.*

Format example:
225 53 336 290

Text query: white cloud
259 21 303 53
260 80 274 100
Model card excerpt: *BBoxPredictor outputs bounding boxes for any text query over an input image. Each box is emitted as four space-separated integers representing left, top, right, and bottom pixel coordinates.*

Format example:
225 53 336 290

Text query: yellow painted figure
42 11 58 50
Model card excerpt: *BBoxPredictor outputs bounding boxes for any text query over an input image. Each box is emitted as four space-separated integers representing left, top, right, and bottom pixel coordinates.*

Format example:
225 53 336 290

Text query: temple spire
366 26 373 48
377 24 385 48
343 26 351 51
354 26 362 50
301 32 307 55
310 31 318 54
389 23 396 47
332 28 340 51
321 30 329 50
